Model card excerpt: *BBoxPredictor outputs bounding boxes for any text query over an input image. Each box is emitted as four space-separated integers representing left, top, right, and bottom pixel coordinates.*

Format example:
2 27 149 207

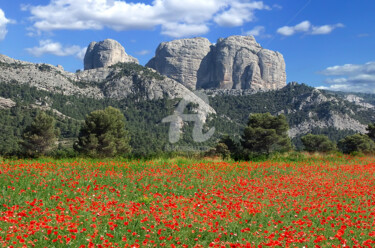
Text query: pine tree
338 134 375 154
74 106 132 157
20 111 59 157
241 113 292 157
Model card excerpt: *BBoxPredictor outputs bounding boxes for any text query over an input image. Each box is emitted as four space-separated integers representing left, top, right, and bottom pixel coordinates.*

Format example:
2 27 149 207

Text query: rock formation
0 54 215 120
0 97 16 109
146 38 212 90
84 39 138 70
147 35 286 91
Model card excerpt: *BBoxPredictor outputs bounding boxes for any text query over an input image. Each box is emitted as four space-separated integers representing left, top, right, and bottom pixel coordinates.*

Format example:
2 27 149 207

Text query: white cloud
311 23 344 35
135 50 151 56
213 1 269 27
294 21 311 32
26 40 86 59
0 9 11 40
24 0 270 38
161 23 209 37
277 21 343 37
245 25 271 38
318 62 375 93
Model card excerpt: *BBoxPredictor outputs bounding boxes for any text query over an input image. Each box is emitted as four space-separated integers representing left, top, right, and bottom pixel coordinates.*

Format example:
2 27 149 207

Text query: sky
0 0 375 93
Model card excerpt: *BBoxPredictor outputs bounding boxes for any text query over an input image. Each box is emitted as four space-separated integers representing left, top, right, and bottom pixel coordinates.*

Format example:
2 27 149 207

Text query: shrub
301 134 336 153
338 134 375 154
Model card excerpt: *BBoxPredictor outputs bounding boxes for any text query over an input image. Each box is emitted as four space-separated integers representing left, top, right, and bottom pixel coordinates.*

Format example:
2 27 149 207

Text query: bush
338 134 375 154
301 134 336 153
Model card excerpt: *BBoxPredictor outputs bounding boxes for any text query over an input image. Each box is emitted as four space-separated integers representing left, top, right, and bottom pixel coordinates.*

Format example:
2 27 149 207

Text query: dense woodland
1 80 375 158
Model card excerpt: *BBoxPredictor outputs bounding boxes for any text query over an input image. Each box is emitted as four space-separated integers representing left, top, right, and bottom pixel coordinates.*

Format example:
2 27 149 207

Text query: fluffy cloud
26 40 86 59
0 9 11 40
311 23 344 35
277 21 344 37
245 25 271 38
318 62 375 93
24 0 270 38
213 1 269 27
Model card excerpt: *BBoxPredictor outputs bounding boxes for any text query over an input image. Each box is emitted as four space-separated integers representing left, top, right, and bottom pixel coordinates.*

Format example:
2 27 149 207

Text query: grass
0 155 374 247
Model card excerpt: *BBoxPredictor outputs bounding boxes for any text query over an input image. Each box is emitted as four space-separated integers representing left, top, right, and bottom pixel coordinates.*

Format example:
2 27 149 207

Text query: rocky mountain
0 54 215 120
1 37 375 155
207 82 375 148
147 35 286 91
84 39 138 70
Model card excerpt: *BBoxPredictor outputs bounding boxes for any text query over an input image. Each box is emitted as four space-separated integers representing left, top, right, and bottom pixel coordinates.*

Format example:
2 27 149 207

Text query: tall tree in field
20 111 59 157
241 113 292 157
74 106 131 157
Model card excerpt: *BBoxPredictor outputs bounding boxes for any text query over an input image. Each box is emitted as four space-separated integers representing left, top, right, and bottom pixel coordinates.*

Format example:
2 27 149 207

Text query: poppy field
0 156 374 247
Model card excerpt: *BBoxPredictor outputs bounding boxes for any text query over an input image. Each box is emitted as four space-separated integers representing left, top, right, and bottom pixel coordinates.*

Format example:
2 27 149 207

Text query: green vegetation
1 80 375 158
241 113 292 158
338 133 375 154
301 134 336 153
20 112 60 157
109 62 165 80
74 107 131 157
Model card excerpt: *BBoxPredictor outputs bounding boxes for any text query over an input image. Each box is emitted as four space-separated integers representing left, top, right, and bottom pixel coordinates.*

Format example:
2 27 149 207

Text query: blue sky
0 0 375 93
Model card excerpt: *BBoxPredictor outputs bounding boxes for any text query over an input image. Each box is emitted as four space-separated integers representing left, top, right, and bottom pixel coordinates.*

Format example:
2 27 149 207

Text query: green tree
20 111 59 157
338 134 375 154
214 143 231 160
301 134 336 153
366 123 375 141
74 106 132 157
241 113 292 157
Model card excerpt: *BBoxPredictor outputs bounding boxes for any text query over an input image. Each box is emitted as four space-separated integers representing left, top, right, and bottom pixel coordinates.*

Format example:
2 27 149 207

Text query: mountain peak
83 39 138 70
146 35 286 91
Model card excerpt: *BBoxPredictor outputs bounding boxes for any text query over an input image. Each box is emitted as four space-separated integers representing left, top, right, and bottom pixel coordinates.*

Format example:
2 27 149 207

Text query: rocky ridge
84 39 138 70
1 38 374 141
0 54 215 121
147 35 286 91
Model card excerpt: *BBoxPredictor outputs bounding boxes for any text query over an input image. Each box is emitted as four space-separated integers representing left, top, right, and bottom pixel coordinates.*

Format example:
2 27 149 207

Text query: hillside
1 36 375 156
1 76 374 155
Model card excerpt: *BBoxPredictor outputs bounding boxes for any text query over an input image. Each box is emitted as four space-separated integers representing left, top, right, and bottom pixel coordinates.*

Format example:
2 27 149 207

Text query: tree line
11 107 375 159
209 112 375 160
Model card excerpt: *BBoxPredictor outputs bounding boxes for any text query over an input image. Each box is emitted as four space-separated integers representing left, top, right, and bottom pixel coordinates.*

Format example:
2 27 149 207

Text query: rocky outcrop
0 97 16 109
0 54 215 121
345 95 374 109
0 55 103 98
84 39 138 70
147 35 286 91
288 112 367 138
146 38 212 90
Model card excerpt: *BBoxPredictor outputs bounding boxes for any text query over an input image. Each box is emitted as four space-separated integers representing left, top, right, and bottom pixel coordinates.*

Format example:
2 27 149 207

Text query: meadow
0 155 374 247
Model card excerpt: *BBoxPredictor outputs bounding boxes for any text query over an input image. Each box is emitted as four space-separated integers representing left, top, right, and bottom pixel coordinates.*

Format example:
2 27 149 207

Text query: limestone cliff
84 39 138 70
147 35 286 91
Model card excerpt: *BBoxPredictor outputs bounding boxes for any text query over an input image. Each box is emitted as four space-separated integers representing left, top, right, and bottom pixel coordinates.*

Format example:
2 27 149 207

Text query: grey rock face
146 38 212 90
0 54 215 121
147 35 286 91
288 113 367 138
84 39 138 70
0 97 16 109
